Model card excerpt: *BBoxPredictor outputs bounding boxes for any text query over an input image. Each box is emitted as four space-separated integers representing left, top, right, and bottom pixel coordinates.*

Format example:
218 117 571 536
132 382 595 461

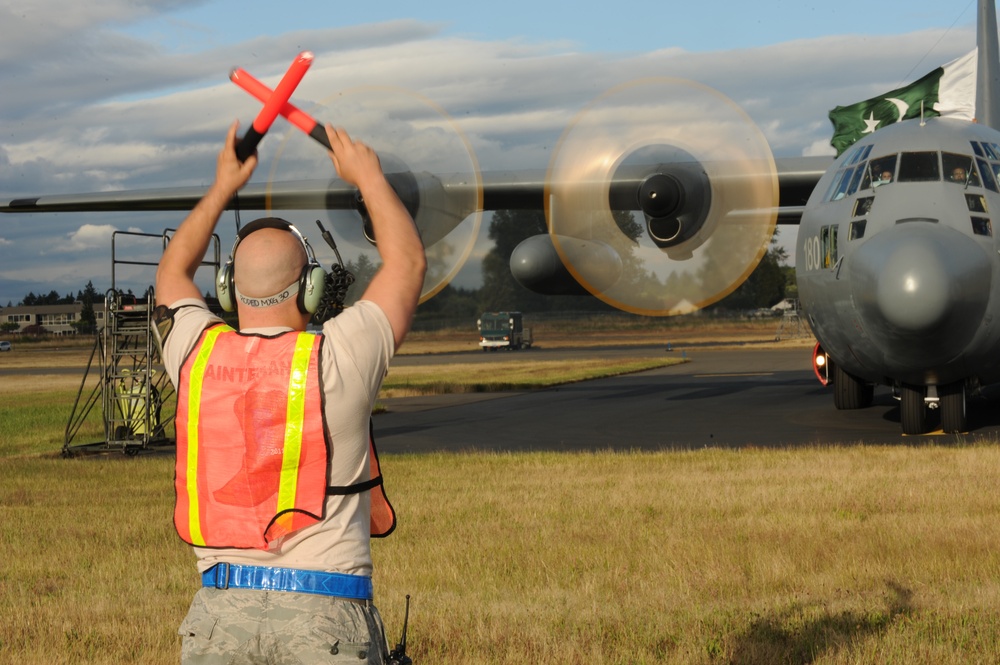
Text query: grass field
3 323 1000 664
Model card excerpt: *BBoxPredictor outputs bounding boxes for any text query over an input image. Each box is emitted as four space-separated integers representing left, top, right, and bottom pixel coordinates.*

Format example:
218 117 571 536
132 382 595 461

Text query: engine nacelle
609 145 712 252
510 234 623 296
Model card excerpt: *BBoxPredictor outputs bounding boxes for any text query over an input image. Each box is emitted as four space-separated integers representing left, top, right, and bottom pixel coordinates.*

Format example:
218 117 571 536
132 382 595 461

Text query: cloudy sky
0 0 981 306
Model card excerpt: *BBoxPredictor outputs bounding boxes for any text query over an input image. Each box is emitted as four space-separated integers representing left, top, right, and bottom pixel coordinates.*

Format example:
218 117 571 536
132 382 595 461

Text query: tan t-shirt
157 298 394 576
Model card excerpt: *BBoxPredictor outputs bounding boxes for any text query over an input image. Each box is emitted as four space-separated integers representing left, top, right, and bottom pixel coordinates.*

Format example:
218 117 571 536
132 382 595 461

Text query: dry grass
381 356 684 397
3 447 1000 664
373 447 1000 664
0 340 684 456
13 322 999 664
400 317 813 355
0 455 188 664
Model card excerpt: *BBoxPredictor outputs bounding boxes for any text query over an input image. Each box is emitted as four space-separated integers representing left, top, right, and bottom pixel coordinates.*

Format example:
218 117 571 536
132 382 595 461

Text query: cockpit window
979 159 999 192
971 141 1000 192
846 163 866 195
826 166 856 201
897 152 940 182
867 155 897 188
825 145 877 201
847 144 873 166
942 153 978 186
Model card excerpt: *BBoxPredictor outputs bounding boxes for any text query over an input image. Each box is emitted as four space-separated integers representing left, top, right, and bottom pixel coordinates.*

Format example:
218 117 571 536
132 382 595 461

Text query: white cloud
0 9 980 305
57 224 119 253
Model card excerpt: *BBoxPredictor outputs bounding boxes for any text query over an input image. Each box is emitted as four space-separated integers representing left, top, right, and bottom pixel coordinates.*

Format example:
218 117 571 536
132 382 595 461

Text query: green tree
478 209 551 313
344 254 378 305
782 265 798 301
712 231 789 311
78 280 98 334
414 284 480 327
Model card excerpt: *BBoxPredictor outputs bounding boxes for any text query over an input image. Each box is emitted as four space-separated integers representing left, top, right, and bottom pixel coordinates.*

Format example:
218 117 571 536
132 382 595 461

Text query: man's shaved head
233 226 307 298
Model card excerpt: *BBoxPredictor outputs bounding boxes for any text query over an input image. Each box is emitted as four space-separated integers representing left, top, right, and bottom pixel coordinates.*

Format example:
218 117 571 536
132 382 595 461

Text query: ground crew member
153 120 426 664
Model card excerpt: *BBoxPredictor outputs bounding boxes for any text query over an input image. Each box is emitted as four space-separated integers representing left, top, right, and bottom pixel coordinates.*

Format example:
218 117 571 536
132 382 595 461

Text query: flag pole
976 0 1000 129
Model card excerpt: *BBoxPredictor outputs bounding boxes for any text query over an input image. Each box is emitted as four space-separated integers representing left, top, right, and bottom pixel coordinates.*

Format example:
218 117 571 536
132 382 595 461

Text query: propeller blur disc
546 77 778 316
266 86 482 303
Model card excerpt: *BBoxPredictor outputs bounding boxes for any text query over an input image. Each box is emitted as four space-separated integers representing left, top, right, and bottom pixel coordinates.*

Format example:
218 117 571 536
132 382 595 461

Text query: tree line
6 211 795 332
3 281 102 334
347 209 796 326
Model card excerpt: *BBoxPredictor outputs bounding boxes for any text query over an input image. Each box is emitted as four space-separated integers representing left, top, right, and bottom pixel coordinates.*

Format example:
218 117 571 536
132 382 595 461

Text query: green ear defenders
216 218 327 314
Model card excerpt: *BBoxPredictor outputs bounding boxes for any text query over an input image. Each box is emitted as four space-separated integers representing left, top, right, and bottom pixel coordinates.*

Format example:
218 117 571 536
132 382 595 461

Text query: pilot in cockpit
874 170 892 187
950 166 968 183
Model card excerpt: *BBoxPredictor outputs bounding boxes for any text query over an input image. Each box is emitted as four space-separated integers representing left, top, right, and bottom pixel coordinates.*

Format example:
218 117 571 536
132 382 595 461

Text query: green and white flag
828 49 977 155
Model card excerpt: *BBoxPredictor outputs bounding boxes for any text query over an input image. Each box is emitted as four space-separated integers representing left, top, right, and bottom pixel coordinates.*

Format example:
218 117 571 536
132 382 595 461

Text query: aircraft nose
849 223 991 362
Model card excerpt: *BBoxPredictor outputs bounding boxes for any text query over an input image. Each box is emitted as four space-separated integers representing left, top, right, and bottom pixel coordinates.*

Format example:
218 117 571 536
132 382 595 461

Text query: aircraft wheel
939 381 967 433
900 384 927 435
833 363 874 410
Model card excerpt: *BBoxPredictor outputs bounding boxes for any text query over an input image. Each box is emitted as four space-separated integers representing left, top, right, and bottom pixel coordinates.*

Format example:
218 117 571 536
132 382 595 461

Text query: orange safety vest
175 324 395 550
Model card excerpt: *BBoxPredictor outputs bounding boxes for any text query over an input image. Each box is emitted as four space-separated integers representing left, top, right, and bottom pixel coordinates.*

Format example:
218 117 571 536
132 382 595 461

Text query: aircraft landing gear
833 363 874 410
900 384 927 435
939 381 967 434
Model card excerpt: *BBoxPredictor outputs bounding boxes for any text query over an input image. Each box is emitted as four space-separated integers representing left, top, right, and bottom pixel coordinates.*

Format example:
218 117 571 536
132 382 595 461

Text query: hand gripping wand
230 69 379 241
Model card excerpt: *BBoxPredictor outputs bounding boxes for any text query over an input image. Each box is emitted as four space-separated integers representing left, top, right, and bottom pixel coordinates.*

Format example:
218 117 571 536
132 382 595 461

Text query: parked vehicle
477 312 532 351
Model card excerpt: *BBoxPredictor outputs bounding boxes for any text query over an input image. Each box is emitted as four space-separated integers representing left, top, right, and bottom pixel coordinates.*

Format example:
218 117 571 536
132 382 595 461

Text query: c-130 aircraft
3 1 1000 436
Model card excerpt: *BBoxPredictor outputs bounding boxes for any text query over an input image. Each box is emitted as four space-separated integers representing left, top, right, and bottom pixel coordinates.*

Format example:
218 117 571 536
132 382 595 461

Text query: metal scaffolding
63 230 220 456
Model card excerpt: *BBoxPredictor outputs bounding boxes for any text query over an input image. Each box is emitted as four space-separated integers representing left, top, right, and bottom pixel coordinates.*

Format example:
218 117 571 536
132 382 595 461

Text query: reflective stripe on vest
174 324 327 550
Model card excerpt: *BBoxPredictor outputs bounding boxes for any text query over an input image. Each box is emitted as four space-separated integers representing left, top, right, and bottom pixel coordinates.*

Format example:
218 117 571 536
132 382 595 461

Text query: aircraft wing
0 179 351 214
0 156 828 222
772 156 829 224
0 156 829 313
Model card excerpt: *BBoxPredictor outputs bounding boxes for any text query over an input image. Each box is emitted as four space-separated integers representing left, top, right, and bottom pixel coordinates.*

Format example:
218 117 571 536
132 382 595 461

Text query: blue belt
202 563 373 600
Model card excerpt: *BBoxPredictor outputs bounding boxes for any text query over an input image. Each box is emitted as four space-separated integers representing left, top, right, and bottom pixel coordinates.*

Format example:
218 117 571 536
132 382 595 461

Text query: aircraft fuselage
797 117 1000 428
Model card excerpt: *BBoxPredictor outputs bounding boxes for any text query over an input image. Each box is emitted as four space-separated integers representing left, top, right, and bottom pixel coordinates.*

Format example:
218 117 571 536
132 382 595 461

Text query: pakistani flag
828 50 977 155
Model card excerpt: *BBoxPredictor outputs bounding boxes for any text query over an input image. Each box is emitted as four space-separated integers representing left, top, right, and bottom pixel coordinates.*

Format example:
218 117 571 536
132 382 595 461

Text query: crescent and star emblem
863 97 910 134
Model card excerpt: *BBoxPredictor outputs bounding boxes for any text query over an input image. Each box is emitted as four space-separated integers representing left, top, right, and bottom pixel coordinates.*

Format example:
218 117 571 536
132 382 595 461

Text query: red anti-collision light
812 342 830 386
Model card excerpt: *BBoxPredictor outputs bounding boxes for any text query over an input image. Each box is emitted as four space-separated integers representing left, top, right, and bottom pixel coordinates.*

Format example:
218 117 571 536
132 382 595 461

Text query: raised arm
325 125 427 350
155 122 258 308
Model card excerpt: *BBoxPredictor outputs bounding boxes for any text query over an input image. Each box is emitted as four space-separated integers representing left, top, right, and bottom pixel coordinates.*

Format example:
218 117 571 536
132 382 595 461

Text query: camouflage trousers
179 587 390 664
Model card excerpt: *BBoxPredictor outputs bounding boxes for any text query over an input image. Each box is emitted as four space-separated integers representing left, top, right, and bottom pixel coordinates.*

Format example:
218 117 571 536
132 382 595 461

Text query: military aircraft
799 0 1000 435
3 1 999 437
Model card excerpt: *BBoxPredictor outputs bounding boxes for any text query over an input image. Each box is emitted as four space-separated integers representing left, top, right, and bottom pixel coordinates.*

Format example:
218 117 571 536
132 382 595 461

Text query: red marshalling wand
234 51 314 162
230 64 332 152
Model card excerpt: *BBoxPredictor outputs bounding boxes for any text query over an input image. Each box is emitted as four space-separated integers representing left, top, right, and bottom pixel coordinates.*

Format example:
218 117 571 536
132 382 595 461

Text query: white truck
477 311 533 351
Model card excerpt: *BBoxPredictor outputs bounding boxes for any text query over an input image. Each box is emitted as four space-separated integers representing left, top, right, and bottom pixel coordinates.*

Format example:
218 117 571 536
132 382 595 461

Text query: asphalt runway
375 344 1000 452
9 342 1000 453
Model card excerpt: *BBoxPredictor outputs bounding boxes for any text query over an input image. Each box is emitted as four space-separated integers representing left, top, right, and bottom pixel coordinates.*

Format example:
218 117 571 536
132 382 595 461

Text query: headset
216 217 326 314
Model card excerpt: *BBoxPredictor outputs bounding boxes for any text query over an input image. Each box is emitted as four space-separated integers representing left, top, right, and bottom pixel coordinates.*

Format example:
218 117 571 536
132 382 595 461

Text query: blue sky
127 1 974 55
0 0 982 306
